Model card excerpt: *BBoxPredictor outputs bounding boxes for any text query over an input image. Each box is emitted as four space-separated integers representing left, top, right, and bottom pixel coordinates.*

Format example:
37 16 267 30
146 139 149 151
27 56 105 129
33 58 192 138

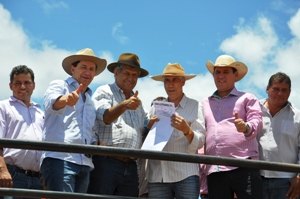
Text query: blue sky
1 0 300 109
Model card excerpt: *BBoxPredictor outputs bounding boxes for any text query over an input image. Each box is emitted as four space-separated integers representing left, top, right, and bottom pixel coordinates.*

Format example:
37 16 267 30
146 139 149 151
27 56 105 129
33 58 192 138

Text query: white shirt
258 100 300 178
0 96 44 172
147 95 205 183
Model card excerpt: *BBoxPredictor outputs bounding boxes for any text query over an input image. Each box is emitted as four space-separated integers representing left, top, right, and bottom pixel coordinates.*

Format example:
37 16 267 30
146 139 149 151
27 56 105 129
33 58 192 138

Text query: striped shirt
201 87 262 175
93 83 147 149
147 94 205 183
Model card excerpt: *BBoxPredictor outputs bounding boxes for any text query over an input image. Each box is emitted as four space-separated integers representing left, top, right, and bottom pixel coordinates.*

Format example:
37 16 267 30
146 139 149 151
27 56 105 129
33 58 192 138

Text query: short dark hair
267 72 291 90
10 65 35 83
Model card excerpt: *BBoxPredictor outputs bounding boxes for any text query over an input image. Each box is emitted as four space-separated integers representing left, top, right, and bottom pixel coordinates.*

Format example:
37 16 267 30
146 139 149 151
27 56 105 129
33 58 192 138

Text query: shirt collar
210 87 239 99
65 77 92 96
9 96 39 107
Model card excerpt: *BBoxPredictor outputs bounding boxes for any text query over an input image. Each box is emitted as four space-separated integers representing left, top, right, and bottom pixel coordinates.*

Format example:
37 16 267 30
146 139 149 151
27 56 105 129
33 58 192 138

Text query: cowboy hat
62 48 107 76
107 53 148 77
206 55 248 81
151 63 196 81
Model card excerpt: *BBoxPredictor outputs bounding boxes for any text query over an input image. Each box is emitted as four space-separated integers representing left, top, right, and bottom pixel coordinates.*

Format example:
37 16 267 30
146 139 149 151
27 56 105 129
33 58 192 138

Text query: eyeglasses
12 81 33 87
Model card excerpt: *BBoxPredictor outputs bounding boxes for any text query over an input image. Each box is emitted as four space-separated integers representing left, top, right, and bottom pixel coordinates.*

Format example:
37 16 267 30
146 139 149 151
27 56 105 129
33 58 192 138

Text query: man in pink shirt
200 55 263 199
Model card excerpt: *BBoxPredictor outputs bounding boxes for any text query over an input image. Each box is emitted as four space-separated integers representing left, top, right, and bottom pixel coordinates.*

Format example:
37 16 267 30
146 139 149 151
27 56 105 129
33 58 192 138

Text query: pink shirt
201 88 262 175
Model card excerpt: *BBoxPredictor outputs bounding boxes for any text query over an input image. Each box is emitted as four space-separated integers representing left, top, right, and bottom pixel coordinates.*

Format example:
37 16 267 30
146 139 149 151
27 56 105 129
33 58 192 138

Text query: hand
287 175 300 199
125 91 141 110
65 84 84 106
147 115 159 129
233 112 248 133
0 170 13 188
171 113 190 135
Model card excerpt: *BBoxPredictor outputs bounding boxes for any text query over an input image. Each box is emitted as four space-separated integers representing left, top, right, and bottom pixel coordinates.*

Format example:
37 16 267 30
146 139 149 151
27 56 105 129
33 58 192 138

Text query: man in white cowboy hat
88 52 149 197
146 63 205 199
257 72 300 199
200 54 263 199
41 48 107 193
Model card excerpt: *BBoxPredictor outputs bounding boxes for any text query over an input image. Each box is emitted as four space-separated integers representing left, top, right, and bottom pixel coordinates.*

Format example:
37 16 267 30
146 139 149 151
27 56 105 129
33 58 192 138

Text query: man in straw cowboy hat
146 63 205 199
41 48 107 193
88 53 149 197
200 54 263 199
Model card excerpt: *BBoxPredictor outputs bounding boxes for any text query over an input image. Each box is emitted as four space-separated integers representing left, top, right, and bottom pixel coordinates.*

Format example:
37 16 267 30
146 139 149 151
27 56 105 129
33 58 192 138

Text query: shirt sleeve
92 85 113 121
43 80 68 114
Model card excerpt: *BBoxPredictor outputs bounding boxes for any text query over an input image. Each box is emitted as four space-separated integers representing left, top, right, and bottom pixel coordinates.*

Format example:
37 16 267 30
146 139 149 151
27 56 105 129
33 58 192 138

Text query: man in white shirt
258 72 300 199
147 63 205 199
0 65 44 198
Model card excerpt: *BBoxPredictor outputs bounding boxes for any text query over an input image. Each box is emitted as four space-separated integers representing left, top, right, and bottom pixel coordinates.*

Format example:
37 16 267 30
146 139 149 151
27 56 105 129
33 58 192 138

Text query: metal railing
0 138 299 198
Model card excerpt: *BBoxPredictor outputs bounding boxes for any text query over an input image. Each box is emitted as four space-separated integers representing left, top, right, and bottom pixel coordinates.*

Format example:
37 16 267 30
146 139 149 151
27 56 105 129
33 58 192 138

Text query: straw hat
151 63 196 81
62 48 107 76
206 55 248 81
107 53 148 77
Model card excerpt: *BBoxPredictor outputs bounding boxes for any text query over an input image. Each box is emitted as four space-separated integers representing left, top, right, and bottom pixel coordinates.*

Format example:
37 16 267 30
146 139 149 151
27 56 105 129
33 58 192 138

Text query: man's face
267 82 290 107
71 60 97 87
115 65 140 93
213 67 237 97
9 73 35 103
163 76 185 100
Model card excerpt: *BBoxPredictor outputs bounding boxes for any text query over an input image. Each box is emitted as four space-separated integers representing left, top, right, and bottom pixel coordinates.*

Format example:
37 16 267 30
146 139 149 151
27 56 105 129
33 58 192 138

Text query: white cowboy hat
62 48 107 76
206 55 248 81
151 63 196 81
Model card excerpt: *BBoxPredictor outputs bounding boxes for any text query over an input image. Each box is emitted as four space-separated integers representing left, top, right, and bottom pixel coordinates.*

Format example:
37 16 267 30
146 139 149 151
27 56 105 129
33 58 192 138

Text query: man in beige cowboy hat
41 48 106 193
200 54 263 199
88 52 149 197
146 63 205 199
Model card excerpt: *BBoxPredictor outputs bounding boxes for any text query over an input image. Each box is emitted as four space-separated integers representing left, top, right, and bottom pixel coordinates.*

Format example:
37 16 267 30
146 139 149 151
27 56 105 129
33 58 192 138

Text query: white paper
141 101 175 151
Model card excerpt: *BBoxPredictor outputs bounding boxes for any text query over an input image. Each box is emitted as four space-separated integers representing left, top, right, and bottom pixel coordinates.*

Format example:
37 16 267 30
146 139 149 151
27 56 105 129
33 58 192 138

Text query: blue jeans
4 165 42 199
88 156 138 197
148 175 200 199
40 157 91 193
262 177 299 199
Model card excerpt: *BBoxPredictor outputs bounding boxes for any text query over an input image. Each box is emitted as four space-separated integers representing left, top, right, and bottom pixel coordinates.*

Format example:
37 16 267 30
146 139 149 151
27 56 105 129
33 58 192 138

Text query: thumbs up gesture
125 90 141 110
66 84 85 106
233 112 249 133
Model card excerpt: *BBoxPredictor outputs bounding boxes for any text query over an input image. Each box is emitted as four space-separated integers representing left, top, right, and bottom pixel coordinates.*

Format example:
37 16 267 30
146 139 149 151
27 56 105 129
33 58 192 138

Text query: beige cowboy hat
107 53 148 77
62 48 107 76
151 63 196 81
206 54 248 81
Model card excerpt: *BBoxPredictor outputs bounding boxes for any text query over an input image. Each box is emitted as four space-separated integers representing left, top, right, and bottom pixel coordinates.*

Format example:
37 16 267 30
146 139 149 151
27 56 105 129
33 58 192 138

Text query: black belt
9 165 40 177
107 156 136 164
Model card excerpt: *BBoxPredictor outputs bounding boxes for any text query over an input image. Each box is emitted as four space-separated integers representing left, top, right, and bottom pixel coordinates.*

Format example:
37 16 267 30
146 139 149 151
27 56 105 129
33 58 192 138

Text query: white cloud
0 4 113 103
219 8 300 107
112 22 129 44
36 0 68 14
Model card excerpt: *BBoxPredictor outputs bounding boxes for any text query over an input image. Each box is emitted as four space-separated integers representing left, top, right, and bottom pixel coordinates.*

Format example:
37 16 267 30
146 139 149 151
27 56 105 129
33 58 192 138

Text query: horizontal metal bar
0 188 137 199
1 138 299 173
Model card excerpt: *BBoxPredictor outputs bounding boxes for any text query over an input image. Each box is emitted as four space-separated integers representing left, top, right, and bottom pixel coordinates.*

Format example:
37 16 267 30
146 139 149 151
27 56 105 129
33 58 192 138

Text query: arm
52 84 84 110
0 150 12 188
103 91 141 124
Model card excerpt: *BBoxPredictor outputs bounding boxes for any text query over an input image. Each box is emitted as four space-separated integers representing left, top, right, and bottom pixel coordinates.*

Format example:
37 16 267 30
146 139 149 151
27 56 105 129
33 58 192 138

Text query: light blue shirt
0 96 44 172
42 77 96 168
93 82 147 149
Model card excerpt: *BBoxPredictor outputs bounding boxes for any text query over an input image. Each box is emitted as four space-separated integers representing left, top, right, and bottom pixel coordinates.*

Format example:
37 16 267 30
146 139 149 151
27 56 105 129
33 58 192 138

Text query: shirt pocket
281 120 297 138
